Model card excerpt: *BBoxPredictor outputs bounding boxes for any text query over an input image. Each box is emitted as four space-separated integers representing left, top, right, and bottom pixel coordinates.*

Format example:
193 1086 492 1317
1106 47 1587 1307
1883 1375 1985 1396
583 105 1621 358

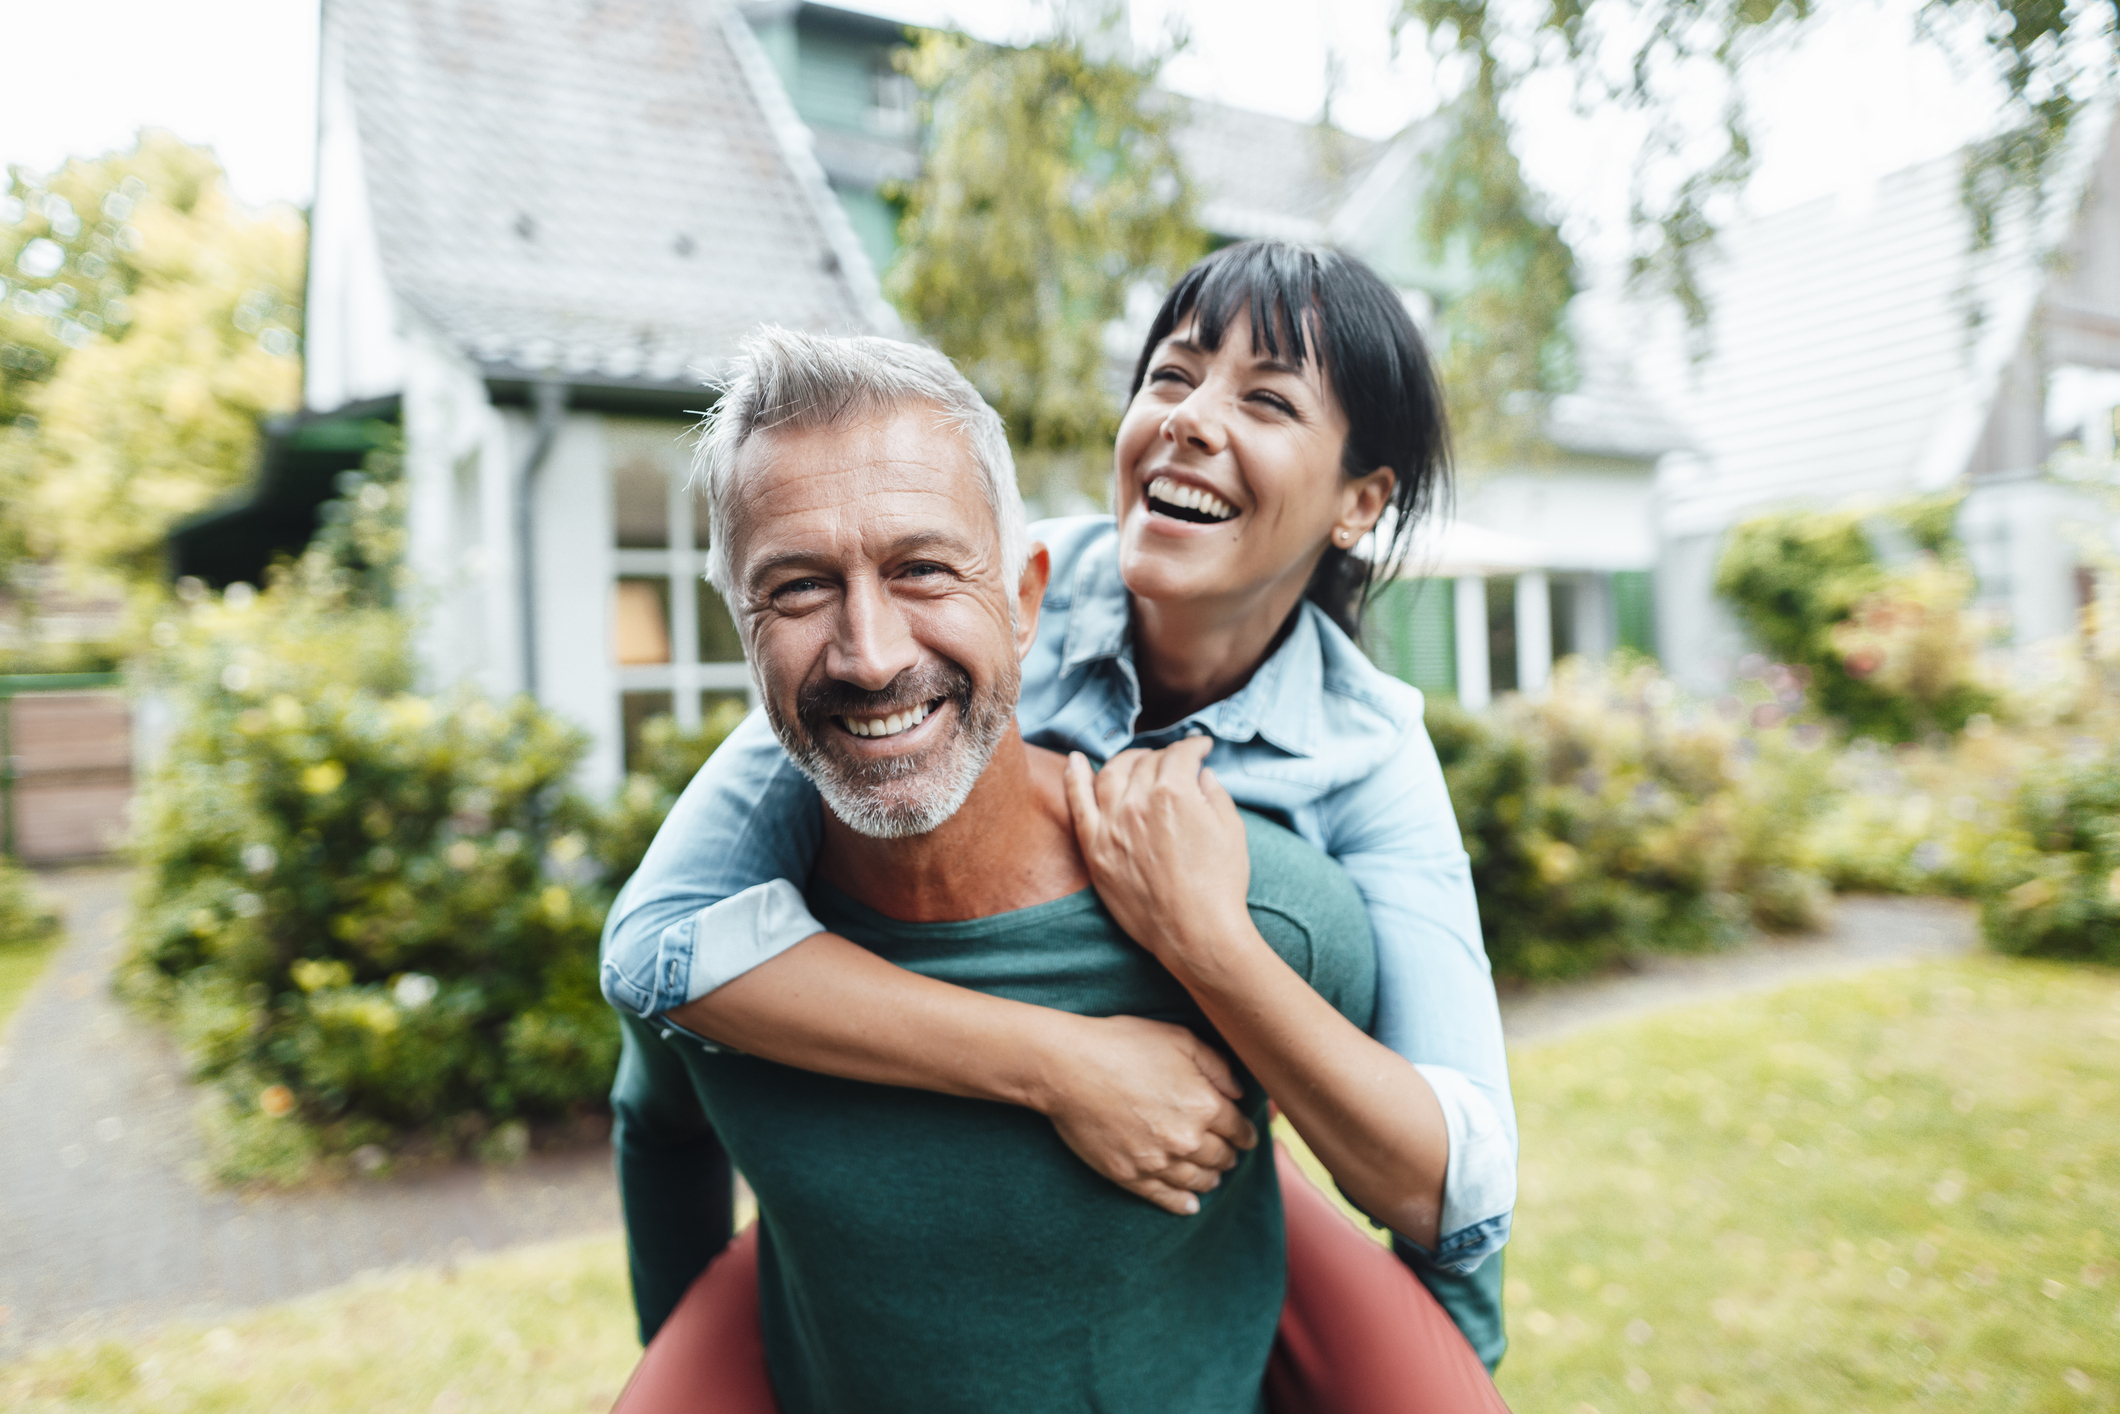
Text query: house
1632 108 2120 694
286 0 896 793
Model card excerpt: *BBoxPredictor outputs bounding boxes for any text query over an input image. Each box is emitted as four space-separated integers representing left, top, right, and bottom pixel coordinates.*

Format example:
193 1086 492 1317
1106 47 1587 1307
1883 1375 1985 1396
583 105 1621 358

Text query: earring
1335 529 1350 545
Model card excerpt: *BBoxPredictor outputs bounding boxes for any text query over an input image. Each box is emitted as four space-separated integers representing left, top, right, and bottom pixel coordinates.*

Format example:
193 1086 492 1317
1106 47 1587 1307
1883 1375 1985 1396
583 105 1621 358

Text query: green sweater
613 811 1376 1414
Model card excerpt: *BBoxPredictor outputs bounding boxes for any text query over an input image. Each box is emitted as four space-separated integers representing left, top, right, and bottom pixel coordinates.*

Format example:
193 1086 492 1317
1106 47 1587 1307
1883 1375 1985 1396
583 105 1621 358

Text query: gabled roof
1634 108 2117 536
329 0 893 386
1169 96 1386 245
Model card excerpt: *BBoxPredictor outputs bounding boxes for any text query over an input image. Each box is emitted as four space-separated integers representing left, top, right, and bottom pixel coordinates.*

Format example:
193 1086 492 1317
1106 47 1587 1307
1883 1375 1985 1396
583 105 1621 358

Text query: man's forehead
729 408 994 569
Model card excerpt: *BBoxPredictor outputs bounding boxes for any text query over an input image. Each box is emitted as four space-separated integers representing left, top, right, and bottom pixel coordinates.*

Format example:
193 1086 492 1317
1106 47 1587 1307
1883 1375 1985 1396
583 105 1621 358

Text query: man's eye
902 563 945 579
774 578 825 599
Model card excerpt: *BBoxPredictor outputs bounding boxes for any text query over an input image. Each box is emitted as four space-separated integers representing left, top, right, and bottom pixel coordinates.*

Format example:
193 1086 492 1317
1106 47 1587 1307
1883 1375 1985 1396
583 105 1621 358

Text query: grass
0 934 62 1033
3 956 2114 1412
0 1236 640 1413
1494 956 2120 1413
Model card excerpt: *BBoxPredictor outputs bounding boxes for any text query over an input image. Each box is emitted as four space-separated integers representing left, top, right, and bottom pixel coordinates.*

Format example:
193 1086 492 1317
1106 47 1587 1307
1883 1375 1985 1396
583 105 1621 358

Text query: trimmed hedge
1979 747 2120 964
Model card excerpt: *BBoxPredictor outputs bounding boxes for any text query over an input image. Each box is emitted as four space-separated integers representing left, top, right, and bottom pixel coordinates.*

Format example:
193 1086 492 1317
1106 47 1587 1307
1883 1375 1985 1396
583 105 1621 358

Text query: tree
888 21 1206 508
0 131 303 592
1398 0 2118 411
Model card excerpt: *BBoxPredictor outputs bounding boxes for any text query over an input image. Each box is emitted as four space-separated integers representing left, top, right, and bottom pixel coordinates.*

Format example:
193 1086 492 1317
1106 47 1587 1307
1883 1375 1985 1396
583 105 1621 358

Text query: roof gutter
517 376 568 700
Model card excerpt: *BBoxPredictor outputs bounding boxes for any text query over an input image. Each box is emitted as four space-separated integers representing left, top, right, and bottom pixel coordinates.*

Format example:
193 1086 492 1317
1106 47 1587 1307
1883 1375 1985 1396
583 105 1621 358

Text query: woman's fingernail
1183 1195 1200 1214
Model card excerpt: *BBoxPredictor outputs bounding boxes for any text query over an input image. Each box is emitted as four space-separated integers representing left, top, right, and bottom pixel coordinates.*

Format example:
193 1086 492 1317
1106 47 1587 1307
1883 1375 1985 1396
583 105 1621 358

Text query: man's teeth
1147 476 1236 523
843 701 933 738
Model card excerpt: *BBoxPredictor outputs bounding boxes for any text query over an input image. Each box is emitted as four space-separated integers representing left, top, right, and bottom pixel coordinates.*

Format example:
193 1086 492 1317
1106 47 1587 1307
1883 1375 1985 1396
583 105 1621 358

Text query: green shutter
1612 570 1657 659
1365 579 1455 696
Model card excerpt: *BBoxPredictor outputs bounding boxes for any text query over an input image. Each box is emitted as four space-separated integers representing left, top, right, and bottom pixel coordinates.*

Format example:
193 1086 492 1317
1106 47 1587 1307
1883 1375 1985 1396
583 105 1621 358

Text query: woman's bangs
1174 249 1320 372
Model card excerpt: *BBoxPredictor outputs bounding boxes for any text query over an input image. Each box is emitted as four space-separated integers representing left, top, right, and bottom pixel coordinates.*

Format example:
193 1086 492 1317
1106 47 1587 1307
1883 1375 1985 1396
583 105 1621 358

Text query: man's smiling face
726 405 1035 838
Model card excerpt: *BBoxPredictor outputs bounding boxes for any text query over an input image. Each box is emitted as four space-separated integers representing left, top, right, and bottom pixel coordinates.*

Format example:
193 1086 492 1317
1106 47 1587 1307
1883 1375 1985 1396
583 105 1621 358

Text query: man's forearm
669 932 1074 1110
1160 912 1452 1248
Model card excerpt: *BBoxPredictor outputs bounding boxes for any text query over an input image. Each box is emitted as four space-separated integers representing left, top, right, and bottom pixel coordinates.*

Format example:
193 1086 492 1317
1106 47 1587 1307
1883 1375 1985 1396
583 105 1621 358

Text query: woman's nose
1162 391 1226 455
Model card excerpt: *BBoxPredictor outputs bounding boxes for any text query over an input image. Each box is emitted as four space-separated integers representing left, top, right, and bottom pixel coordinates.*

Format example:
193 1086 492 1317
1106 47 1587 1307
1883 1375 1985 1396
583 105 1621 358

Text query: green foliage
1394 0 2116 350
592 701 750 889
1411 45 1578 463
888 19 1205 498
1978 746 2120 964
1715 497 1996 741
1 131 303 588
0 856 62 950
1430 658 1831 980
123 451 620 1177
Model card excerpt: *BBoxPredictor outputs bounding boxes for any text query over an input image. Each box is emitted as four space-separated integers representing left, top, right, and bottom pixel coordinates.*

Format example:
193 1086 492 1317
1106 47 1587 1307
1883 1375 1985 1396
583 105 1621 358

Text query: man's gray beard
765 659 1018 840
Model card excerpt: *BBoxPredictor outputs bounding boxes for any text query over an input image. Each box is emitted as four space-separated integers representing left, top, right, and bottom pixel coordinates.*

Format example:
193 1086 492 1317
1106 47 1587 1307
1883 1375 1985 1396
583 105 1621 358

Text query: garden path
0 867 620 1360
1497 894 1980 1043
0 873 1978 1359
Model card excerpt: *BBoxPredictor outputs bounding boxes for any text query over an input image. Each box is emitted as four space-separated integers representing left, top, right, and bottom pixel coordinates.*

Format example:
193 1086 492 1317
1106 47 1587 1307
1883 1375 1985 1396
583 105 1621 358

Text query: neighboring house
248 0 895 793
746 0 1681 705
1633 109 2120 694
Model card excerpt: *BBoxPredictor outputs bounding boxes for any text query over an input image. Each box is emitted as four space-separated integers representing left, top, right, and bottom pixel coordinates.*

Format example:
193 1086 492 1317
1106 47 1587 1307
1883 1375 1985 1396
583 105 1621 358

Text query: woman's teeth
1146 476 1237 524
841 701 934 738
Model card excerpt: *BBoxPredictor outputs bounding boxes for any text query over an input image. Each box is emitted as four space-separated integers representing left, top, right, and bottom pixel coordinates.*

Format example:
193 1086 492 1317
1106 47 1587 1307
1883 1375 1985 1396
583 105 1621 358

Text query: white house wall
529 411 622 797
304 30 406 412
399 323 499 689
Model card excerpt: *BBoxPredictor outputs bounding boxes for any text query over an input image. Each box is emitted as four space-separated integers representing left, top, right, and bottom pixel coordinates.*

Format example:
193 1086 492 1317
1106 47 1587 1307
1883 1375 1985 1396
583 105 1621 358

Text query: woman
607 241 1515 1409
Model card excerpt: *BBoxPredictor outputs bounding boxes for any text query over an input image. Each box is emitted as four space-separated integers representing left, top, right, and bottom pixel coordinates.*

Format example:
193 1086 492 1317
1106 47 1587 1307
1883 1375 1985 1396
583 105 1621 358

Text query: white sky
1 0 2006 274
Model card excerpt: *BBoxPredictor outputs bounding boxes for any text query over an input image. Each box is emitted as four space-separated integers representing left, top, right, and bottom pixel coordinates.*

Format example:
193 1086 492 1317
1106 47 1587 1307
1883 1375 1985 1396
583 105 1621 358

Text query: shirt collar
1059 532 1132 675
1059 533 1325 759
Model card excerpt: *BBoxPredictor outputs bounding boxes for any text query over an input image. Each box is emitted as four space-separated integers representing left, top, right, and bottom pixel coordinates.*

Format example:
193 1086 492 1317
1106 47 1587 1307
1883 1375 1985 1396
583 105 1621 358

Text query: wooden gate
1 674 130 862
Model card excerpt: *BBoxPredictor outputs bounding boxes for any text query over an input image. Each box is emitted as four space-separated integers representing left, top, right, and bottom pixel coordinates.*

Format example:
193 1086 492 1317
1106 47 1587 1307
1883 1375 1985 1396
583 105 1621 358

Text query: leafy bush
1715 496 1997 741
592 701 749 889
0 855 61 949
1430 658 1833 981
124 446 626 1179
1977 747 2120 964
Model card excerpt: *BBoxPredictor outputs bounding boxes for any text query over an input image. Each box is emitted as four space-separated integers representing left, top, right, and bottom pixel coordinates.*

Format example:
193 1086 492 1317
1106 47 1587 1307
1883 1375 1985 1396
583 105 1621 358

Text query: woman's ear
1335 466 1397 545
1015 543 1051 657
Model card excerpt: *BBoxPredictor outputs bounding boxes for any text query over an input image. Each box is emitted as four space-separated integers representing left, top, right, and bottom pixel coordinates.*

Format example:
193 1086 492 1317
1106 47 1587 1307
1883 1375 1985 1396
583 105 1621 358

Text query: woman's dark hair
1128 240 1451 638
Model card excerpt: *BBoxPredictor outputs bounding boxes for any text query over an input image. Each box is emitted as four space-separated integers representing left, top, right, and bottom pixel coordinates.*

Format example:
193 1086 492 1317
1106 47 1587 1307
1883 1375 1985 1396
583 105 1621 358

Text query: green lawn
1495 957 2119 1412
4 957 2114 1412
0 932 63 1034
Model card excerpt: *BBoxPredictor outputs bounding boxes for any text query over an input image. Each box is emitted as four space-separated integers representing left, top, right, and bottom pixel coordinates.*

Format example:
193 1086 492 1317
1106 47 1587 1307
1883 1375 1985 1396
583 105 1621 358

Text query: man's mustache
796 663 974 733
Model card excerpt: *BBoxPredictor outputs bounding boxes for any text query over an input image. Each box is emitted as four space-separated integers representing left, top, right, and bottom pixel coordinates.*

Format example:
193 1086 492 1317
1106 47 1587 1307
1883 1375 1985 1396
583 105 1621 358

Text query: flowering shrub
1977 746 2120 964
1715 497 1996 741
592 700 750 890
1430 659 1833 981
123 446 634 1181
0 855 61 950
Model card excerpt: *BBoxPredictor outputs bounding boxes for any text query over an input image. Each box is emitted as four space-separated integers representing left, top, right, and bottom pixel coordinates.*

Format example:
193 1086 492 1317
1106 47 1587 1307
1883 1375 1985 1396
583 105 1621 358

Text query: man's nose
1162 388 1227 455
824 575 921 691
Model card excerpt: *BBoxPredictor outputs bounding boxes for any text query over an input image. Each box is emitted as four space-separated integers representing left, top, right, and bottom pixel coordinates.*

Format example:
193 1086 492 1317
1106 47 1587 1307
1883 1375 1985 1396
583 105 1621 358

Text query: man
609 330 1378 1412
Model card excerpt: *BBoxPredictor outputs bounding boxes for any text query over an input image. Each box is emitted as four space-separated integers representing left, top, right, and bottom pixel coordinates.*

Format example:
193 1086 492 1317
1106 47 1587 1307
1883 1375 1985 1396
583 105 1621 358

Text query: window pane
697 581 743 663
615 578 673 665
613 454 669 548
621 691 674 772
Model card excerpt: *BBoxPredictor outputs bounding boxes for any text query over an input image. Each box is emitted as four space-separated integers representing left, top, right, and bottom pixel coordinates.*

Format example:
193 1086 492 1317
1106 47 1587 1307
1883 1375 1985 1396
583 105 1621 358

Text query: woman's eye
1249 390 1296 416
1148 367 1191 387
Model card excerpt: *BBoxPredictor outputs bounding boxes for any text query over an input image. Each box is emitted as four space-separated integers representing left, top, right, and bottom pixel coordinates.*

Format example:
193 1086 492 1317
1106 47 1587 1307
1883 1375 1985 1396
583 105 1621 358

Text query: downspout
517 376 568 700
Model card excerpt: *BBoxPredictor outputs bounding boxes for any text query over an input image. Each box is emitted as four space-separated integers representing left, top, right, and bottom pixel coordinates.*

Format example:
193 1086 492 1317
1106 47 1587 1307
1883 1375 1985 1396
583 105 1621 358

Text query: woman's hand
1063 738 1251 970
1032 1012 1259 1217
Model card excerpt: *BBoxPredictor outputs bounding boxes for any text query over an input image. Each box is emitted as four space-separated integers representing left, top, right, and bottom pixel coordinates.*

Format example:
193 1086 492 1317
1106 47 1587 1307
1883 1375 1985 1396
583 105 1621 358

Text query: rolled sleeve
599 710 827 1019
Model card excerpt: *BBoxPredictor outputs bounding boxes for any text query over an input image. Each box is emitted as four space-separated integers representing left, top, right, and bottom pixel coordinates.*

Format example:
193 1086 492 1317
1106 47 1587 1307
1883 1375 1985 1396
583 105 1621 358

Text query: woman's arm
603 711 1257 1215
669 935 1257 1216
1065 739 1452 1247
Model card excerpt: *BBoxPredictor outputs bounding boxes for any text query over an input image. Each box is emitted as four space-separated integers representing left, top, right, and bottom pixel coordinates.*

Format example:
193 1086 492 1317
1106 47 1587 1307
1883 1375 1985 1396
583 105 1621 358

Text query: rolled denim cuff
1398 1210 1513 1277
680 878 827 1007
1412 1061 1517 1273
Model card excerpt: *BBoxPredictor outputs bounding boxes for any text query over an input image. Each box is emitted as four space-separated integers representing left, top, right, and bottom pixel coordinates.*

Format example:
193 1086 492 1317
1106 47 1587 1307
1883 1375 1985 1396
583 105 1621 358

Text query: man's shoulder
1237 810 1377 1030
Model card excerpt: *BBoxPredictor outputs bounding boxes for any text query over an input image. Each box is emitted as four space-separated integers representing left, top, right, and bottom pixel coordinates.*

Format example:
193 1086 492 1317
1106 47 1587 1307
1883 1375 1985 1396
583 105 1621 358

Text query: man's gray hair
695 327 1027 597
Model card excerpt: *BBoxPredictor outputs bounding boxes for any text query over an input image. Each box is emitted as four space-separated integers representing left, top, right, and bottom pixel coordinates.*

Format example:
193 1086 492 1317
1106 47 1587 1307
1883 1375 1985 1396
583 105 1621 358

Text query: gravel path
1498 894 1980 1044
0 871 1979 1358
0 868 621 1359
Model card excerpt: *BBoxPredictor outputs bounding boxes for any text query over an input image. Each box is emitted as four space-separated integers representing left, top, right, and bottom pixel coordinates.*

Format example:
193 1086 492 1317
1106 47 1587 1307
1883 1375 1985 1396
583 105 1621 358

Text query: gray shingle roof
333 0 892 384
1168 96 1385 244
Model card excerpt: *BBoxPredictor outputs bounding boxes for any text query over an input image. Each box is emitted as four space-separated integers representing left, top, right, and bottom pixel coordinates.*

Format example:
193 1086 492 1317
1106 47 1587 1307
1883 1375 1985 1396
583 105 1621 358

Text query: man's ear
1015 543 1051 658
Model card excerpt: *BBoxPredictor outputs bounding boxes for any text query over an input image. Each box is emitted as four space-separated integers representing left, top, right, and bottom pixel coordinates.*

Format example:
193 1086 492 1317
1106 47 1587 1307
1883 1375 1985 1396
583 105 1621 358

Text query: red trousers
614 1147 1510 1413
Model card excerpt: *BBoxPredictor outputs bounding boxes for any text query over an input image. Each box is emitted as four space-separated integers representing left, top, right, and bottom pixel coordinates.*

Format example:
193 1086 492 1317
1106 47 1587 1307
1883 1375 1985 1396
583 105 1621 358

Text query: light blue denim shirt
601 516 1516 1272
